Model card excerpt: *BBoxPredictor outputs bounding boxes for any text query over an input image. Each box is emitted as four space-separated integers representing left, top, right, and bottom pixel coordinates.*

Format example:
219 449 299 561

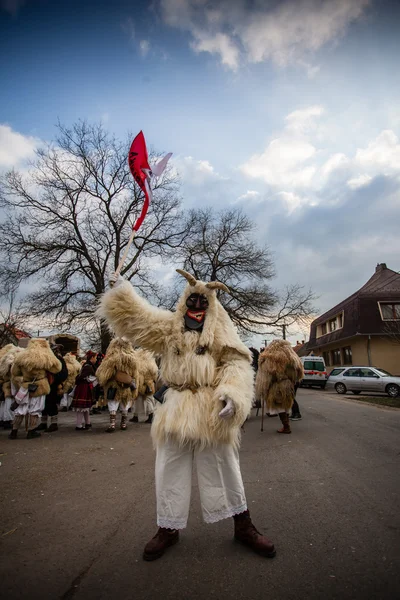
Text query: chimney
376 263 387 272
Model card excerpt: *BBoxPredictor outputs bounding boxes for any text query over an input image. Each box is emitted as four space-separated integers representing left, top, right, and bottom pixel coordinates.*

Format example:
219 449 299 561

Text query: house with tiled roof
307 263 400 375
0 324 31 347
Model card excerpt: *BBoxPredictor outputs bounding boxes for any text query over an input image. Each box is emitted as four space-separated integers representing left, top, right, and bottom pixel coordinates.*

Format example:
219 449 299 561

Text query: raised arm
98 281 174 355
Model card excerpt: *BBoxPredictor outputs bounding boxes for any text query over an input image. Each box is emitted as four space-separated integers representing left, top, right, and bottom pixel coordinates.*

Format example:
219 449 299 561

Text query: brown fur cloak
255 340 304 413
0 344 24 396
96 338 139 406
62 353 82 393
11 339 62 398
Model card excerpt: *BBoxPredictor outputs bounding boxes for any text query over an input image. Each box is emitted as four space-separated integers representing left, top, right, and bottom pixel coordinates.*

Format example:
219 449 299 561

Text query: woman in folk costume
0 344 23 430
96 338 139 433
9 339 62 439
131 349 158 424
60 352 81 411
71 350 97 431
255 340 304 434
100 269 276 561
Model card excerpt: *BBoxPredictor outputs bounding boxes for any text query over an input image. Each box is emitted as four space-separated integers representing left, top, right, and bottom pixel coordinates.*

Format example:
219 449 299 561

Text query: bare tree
382 320 400 346
0 121 190 352
177 207 315 337
0 292 30 348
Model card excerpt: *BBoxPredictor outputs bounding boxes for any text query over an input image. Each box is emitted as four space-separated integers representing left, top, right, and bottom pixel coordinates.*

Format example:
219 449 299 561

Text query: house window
379 302 400 320
338 313 343 328
323 351 330 366
321 323 327 335
329 319 337 332
332 349 341 365
343 346 352 365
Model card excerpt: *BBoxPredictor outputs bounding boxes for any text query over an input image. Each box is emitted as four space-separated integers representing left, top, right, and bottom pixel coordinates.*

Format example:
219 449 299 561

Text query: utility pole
282 324 286 340
262 339 268 348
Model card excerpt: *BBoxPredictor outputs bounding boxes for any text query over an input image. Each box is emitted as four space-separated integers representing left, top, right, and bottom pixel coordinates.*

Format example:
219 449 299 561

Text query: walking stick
112 229 136 283
261 397 265 432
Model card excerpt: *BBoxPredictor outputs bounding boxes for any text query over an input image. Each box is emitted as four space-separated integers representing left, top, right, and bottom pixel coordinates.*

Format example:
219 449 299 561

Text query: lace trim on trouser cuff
203 503 248 524
157 516 188 530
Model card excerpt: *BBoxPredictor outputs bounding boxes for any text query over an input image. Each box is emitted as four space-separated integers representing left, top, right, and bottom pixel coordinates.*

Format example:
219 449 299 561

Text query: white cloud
174 155 225 186
0 124 38 168
139 39 151 57
191 30 240 70
355 130 400 176
347 174 372 189
237 190 261 202
159 0 369 70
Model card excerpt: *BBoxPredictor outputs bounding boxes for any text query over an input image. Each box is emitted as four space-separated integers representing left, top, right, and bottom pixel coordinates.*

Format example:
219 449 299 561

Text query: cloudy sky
1 0 400 344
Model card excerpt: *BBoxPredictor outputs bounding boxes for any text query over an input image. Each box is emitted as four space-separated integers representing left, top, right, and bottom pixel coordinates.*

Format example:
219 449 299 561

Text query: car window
375 368 392 376
304 360 325 371
330 368 345 376
359 368 378 378
343 368 360 377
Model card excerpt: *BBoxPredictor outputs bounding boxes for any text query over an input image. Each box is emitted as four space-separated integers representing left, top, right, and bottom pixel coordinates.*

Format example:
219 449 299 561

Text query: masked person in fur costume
100 269 276 561
0 344 23 429
255 340 304 434
38 344 68 433
9 339 62 439
96 338 139 432
60 353 82 411
130 349 158 424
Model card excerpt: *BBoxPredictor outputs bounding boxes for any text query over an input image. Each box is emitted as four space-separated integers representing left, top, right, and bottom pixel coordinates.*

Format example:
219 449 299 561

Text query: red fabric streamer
128 131 152 232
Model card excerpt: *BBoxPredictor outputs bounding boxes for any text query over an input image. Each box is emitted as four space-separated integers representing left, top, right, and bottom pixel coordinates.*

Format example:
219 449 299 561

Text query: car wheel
386 384 400 398
352 391 361 395
335 382 347 395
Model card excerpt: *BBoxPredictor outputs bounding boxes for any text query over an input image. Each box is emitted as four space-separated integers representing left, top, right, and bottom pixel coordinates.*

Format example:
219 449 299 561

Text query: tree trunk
100 322 112 354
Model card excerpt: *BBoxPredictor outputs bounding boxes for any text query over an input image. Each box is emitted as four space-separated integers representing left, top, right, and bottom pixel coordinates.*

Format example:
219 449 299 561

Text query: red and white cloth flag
128 131 172 232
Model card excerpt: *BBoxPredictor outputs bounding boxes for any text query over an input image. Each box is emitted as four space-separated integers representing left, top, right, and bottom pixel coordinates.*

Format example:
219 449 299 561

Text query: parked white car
326 366 400 397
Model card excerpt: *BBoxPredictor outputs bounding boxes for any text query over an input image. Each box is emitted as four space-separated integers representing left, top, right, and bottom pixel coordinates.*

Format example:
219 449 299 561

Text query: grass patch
345 395 400 408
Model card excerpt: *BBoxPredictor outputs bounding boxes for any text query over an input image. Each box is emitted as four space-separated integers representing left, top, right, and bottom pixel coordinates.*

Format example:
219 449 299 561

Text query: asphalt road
0 389 399 600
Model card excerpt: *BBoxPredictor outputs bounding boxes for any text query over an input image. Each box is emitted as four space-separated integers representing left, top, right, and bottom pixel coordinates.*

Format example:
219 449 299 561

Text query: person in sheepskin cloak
130 348 158 424
100 269 276 561
9 339 62 439
60 353 82 411
0 344 24 429
255 340 304 434
96 337 139 432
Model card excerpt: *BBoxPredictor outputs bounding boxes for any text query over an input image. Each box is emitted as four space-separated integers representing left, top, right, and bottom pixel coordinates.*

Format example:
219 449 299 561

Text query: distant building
0 324 31 347
307 263 400 375
293 340 310 357
18 333 80 355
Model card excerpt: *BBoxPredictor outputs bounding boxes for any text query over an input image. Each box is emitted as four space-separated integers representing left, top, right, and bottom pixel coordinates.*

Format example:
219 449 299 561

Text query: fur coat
96 338 139 406
11 339 62 398
255 340 304 413
62 353 82 393
0 344 24 396
98 272 254 449
135 349 158 396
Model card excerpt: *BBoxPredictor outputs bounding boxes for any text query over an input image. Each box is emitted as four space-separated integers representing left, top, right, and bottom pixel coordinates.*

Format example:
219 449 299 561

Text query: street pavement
0 389 399 600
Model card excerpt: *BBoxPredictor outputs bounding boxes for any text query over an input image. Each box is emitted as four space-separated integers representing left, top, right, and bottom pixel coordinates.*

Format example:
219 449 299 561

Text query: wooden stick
261 397 265 432
112 229 136 284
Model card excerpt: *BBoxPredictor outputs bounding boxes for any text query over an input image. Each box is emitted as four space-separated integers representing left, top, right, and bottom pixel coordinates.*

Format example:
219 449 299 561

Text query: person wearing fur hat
100 269 276 561
0 344 23 429
60 353 82 411
255 340 304 434
71 350 97 431
9 339 62 439
37 344 68 433
130 349 158 424
96 338 139 432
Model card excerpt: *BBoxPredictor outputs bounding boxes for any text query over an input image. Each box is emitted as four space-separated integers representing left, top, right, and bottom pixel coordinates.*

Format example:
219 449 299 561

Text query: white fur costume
99 272 254 529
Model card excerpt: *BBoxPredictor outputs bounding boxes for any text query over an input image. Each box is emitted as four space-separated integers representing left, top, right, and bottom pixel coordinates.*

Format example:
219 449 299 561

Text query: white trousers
0 397 14 421
133 394 156 419
14 394 45 417
156 440 247 530
108 400 132 414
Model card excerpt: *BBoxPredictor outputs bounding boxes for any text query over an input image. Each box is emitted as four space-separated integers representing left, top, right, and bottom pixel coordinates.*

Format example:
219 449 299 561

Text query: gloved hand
219 396 235 419
109 273 124 288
